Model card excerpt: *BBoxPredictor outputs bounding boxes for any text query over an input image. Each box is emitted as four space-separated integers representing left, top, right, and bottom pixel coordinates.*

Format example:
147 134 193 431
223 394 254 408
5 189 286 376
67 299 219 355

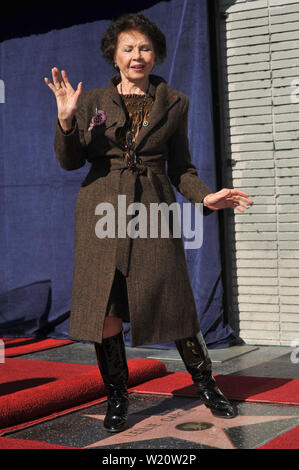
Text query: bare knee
102 317 123 339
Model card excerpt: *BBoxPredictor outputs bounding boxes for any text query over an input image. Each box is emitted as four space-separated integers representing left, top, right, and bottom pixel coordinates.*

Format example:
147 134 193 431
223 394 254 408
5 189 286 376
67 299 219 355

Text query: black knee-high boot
175 331 236 418
94 330 129 432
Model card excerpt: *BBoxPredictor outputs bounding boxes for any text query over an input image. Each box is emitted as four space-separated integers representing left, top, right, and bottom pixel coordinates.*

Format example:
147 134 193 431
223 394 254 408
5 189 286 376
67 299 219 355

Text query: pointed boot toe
103 385 129 433
197 379 237 419
175 332 237 420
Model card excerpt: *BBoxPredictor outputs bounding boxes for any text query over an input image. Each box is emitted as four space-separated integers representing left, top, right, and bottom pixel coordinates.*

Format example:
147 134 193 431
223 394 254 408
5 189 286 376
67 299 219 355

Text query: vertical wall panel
219 0 299 345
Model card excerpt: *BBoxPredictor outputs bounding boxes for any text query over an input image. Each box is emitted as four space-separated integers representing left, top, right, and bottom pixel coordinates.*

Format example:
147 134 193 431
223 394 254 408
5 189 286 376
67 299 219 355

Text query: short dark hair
101 13 167 67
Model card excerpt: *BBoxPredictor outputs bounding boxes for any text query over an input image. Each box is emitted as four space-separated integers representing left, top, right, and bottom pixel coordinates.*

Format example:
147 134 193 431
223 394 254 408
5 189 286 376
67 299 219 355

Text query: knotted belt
106 158 167 277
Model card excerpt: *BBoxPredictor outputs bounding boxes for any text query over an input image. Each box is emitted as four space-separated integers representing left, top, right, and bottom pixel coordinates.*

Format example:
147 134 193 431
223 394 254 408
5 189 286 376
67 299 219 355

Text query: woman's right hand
44 67 82 130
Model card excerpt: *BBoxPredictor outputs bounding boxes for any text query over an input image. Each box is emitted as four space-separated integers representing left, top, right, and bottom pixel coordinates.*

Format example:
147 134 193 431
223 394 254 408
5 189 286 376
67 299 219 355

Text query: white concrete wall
218 0 299 345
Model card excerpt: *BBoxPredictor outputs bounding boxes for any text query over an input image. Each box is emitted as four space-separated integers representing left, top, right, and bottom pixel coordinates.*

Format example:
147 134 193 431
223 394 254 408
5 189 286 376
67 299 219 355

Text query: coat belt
107 158 167 277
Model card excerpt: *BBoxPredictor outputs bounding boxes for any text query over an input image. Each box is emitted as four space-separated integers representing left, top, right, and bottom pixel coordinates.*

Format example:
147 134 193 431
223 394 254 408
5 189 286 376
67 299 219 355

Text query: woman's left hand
203 188 253 213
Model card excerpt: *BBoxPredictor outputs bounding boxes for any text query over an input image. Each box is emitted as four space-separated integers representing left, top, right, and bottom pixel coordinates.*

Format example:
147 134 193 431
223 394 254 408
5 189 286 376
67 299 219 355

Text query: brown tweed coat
54 74 213 347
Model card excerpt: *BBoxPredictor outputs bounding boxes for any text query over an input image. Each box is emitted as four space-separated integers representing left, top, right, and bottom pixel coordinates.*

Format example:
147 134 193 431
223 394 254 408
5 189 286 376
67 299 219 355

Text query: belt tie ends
111 160 166 277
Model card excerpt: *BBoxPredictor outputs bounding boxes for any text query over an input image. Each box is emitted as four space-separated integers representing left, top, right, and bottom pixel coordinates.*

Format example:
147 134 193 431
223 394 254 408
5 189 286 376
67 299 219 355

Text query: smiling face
114 29 156 87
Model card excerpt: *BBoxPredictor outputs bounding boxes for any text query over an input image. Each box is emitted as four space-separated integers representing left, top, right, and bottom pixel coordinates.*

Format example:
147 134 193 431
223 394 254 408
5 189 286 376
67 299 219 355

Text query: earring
114 62 119 71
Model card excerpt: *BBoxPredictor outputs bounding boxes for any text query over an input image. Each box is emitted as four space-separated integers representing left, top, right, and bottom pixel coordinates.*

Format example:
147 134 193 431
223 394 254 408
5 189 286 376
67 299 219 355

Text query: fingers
61 69 75 90
75 81 83 97
214 188 254 212
44 67 63 93
226 197 251 212
236 200 250 210
230 189 252 199
228 201 245 213
44 67 80 97
44 76 56 93
224 189 253 206
44 67 66 92
61 69 69 86
52 67 66 90
228 195 254 206
221 188 251 198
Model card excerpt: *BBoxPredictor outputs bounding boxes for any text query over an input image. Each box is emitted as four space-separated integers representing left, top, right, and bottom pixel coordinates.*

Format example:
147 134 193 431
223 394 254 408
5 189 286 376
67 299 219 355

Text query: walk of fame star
82 403 299 449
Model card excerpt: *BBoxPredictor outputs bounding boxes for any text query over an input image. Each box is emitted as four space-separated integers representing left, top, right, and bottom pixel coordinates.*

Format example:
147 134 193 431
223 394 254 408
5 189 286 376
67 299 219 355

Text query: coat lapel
98 75 181 150
135 77 181 151
98 76 126 145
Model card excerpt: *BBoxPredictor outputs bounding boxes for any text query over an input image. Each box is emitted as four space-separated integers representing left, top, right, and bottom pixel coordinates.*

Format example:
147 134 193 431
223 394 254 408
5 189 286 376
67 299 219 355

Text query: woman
45 14 253 433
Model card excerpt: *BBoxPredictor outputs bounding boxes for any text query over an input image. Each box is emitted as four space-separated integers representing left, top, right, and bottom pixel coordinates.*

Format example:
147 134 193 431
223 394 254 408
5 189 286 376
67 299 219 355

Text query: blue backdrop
0 0 236 348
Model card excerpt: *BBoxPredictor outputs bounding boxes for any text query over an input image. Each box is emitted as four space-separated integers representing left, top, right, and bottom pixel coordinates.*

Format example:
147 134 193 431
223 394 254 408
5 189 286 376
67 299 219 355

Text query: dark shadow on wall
0 1 171 42
208 0 240 338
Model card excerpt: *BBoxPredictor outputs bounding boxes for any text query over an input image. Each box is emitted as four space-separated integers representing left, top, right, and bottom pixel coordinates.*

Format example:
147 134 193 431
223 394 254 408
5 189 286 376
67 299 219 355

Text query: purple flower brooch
88 108 107 131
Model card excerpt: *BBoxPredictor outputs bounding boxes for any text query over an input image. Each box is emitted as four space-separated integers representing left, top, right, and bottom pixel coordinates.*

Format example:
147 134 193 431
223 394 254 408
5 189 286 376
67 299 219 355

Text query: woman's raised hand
203 188 253 213
44 67 82 129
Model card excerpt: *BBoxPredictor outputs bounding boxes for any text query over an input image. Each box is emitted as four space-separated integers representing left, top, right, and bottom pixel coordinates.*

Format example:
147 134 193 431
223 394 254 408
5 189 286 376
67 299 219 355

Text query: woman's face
114 29 155 83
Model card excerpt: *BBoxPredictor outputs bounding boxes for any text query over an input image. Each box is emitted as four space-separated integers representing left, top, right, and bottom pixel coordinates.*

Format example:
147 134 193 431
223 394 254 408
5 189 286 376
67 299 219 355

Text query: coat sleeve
167 95 214 216
54 92 87 171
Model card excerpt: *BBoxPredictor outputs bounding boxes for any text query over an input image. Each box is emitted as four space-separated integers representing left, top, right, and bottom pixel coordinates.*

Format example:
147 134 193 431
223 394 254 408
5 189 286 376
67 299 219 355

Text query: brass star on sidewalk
82 403 299 449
